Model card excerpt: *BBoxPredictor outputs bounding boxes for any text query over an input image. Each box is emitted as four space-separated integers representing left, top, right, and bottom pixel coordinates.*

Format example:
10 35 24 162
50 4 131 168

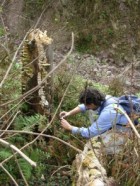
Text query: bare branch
0 164 19 186
0 33 78 169
51 165 70 177
114 105 140 139
0 138 36 167
0 99 23 120
0 111 20 137
1 130 82 153
0 30 32 88
0 130 82 155
13 152 29 186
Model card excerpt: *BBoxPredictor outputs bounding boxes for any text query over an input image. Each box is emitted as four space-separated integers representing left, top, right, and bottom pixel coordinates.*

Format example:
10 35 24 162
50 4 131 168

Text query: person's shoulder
101 104 117 113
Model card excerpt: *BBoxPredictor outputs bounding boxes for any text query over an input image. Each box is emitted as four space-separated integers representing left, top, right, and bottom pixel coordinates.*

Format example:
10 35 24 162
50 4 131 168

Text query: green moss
24 0 46 19
0 26 5 36
68 0 140 59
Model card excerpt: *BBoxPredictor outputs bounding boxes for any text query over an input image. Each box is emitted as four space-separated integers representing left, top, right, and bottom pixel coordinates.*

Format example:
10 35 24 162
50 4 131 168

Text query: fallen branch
0 138 36 167
114 105 140 139
0 130 82 153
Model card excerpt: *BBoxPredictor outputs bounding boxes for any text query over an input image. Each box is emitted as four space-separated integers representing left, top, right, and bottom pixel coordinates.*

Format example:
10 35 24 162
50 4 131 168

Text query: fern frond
14 114 46 131
0 149 12 161
9 134 26 144
18 158 32 180
29 147 50 162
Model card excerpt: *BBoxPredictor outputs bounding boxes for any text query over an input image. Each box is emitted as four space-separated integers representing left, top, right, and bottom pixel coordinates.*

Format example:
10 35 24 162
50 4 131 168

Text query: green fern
29 148 50 162
9 134 26 145
14 114 46 131
0 149 12 161
18 158 32 180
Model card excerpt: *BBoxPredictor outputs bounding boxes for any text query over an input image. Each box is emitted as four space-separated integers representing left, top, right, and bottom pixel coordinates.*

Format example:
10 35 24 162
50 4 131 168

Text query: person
59 88 131 153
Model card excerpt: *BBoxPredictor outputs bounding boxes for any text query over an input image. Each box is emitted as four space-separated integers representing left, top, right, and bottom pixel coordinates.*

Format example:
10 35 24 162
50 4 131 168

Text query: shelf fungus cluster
21 29 53 115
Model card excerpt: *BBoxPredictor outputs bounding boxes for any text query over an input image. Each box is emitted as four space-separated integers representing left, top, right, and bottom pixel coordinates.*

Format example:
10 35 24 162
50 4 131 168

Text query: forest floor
53 48 140 95
4 0 140 94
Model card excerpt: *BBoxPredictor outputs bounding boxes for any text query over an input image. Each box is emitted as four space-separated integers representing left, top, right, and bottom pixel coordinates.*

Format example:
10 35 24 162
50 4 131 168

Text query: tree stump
21 29 53 116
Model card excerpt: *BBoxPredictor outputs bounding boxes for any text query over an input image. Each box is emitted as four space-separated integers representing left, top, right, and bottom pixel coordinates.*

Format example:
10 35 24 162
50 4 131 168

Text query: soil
53 49 140 95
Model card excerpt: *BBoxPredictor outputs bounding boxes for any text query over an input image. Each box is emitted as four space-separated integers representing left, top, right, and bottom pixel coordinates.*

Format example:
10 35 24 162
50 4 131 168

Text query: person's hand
60 119 73 131
59 111 70 119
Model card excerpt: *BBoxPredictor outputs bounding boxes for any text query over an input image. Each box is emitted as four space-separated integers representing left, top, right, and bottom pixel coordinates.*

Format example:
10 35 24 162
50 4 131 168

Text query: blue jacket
72 97 129 138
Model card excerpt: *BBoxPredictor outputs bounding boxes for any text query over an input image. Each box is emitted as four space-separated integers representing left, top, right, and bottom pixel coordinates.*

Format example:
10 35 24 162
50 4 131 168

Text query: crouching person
59 87 132 154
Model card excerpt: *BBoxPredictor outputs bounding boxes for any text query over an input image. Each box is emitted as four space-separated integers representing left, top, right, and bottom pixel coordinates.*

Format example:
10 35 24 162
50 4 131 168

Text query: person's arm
59 105 85 119
61 105 122 138
60 119 74 131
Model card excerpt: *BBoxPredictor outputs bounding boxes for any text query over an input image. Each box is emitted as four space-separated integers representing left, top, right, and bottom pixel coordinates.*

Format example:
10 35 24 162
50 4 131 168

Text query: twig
0 138 36 167
0 43 10 57
13 151 29 186
33 4 47 29
118 58 140 78
0 33 78 168
0 98 23 120
114 105 140 139
0 129 82 153
132 173 140 186
0 129 81 167
0 15 10 50
0 111 20 137
0 131 82 153
51 165 70 177
134 147 139 158
0 30 31 88
0 164 19 186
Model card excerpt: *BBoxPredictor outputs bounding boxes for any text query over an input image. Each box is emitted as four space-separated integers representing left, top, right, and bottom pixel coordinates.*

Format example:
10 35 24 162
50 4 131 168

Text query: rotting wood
21 29 53 115
72 137 117 186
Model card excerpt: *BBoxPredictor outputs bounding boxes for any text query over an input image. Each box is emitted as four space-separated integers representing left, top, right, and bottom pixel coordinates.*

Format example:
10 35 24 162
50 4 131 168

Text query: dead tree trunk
21 29 53 116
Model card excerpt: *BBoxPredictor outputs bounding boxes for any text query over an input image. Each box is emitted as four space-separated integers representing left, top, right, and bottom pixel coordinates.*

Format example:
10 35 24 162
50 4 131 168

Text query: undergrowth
0 34 140 185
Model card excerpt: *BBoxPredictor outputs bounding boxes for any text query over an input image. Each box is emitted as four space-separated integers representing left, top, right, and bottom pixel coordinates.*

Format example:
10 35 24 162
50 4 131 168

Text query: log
72 137 117 186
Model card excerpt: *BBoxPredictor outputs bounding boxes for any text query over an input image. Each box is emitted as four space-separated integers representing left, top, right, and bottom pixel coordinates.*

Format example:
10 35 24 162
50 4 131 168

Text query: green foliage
0 149 12 161
0 143 51 184
14 114 47 131
9 134 26 145
24 0 46 19
76 32 93 53
0 26 4 36
46 173 71 186
107 28 114 36
1 62 21 97
18 159 32 180
0 113 51 184
107 77 124 96
0 59 22 117
69 0 139 60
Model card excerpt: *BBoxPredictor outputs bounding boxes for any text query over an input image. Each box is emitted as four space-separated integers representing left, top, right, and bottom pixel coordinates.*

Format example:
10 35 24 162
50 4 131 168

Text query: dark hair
79 88 105 106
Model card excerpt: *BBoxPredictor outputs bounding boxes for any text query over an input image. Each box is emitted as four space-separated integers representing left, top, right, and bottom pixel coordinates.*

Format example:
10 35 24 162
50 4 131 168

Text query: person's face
86 103 98 110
